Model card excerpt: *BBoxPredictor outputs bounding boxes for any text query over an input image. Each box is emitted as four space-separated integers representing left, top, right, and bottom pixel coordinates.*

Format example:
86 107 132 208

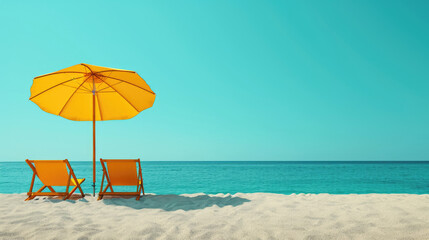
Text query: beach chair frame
25 159 85 201
98 158 145 200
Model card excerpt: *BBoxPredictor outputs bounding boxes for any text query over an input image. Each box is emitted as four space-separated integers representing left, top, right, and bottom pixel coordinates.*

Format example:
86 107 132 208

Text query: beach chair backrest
105 160 138 186
33 160 70 186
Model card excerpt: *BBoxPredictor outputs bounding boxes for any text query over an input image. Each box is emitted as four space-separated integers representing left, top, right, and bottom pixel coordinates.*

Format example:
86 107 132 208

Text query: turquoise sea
0 161 428 195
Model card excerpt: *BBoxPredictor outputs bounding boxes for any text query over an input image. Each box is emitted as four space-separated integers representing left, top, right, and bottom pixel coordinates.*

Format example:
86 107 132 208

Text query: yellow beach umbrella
30 63 156 195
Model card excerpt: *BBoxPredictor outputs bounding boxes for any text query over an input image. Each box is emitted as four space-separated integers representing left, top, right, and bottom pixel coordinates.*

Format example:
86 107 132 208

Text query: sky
0 0 428 161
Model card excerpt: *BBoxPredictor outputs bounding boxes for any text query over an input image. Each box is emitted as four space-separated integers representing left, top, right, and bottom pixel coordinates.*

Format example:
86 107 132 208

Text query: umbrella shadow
101 194 251 211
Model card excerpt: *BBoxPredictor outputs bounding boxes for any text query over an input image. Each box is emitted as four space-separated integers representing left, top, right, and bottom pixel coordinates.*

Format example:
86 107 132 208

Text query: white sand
1 193 429 240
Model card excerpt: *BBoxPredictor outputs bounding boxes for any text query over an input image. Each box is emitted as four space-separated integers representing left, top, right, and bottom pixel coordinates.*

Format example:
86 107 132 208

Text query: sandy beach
0 193 428 239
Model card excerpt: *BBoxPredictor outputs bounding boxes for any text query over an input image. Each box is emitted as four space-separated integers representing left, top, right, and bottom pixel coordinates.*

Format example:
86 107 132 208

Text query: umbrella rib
93 74 140 113
100 75 155 95
80 84 92 92
62 83 91 92
95 92 103 120
80 63 94 73
58 76 92 116
30 75 87 100
94 69 113 90
34 71 86 79
97 81 123 92
63 83 92 92
95 69 136 74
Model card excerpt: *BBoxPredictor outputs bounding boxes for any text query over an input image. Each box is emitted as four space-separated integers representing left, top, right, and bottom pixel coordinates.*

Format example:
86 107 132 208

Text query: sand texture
1 193 429 240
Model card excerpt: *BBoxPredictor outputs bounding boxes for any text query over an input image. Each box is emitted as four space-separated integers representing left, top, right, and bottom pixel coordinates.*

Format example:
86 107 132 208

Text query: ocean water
0 161 428 195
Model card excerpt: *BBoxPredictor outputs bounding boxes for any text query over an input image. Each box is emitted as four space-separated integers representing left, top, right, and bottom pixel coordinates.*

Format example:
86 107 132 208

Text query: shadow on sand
36 194 90 203
101 194 251 211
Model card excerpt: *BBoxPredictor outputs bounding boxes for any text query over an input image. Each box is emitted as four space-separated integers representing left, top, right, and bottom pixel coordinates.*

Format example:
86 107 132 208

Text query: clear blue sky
0 0 428 161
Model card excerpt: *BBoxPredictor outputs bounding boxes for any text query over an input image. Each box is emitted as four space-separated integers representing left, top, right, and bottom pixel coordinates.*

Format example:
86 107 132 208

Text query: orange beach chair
98 158 145 200
25 159 85 201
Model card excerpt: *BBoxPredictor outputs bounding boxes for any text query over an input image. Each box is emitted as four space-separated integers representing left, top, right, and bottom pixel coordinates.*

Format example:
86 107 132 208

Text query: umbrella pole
92 88 96 196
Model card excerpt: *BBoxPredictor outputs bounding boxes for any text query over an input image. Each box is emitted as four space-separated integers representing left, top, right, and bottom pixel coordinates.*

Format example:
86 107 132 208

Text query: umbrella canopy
30 63 156 194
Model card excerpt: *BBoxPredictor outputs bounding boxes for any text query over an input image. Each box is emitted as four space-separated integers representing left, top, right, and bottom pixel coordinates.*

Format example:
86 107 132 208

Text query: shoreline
1 193 429 239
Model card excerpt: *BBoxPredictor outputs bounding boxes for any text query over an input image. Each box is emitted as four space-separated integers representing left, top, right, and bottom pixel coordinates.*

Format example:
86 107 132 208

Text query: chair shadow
101 194 251 211
36 194 90 203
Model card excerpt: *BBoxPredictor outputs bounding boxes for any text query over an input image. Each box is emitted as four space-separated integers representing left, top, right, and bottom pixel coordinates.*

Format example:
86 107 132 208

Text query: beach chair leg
103 184 111 193
136 184 141 200
63 176 72 200
64 186 78 200
135 182 144 200
75 178 86 197
25 185 48 201
34 185 47 195
97 186 105 200
25 195 36 201
47 186 56 192
99 173 105 193
37 185 47 193
97 191 106 200
97 184 110 200
77 183 85 198
64 178 86 200
26 172 36 201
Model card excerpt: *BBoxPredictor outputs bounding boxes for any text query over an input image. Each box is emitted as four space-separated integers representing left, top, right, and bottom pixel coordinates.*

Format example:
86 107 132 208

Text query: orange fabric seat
98 158 145 200
25 159 86 200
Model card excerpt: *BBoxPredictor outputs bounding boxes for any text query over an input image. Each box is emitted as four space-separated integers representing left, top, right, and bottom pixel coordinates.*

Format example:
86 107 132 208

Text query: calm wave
1 161 429 194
